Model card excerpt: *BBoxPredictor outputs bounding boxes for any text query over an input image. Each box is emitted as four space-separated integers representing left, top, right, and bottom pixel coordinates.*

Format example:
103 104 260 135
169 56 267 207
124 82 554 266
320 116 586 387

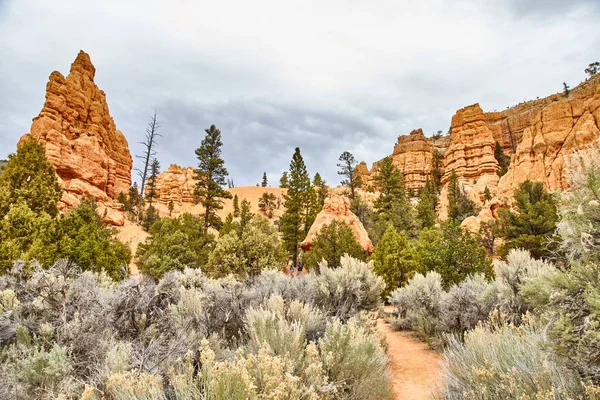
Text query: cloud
1 0 599 186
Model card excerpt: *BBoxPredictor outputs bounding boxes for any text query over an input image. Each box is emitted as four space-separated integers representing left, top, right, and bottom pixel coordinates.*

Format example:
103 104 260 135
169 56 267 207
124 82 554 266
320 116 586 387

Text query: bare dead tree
135 110 162 220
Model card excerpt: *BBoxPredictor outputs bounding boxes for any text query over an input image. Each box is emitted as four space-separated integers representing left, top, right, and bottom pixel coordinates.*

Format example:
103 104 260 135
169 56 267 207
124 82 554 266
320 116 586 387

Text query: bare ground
378 308 443 400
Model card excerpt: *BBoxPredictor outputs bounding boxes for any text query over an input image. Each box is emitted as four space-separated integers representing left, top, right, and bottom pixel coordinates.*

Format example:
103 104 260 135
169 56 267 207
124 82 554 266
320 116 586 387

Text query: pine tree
313 172 328 208
194 125 232 232
497 180 558 259
127 184 141 213
146 158 160 206
372 225 417 298
337 151 362 200
281 147 315 266
494 141 510 176
0 138 62 219
417 179 436 229
168 200 174 216
279 171 289 188
261 172 268 187
563 82 570 97
447 170 477 222
483 186 492 202
240 198 252 232
233 194 240 217
303 220 366 269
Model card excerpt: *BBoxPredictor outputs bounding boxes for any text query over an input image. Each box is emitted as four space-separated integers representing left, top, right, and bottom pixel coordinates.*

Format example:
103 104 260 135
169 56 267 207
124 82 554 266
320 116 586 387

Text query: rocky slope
18 50 132 225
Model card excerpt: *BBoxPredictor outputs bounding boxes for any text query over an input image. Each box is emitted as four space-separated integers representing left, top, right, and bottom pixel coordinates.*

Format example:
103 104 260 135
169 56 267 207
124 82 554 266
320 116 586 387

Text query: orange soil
379 307 443 400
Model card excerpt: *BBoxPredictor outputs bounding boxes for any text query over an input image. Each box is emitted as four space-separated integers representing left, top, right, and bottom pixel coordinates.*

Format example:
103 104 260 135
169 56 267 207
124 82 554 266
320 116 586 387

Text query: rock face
152 164 197 204
301 195 374 254
18 50 132 225
358 129 449 192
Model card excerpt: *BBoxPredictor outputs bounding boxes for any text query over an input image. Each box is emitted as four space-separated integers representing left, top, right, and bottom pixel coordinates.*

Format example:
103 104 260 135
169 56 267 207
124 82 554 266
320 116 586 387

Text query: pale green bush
315 255 385 319
440 313 582 399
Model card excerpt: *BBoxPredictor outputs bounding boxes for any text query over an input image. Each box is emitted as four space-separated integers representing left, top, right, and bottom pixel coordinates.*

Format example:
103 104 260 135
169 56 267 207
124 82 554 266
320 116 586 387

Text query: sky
1 0 599 186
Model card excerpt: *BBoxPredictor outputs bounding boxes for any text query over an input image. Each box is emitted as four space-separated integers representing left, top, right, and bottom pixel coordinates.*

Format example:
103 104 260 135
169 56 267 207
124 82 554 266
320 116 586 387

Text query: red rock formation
301 195 374 254
18 50 132 225
151 164 197 204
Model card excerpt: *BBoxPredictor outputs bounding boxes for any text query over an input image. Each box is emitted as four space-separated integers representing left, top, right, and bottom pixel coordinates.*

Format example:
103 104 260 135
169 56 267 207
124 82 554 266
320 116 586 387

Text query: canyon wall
18 50 132 225
151 164 197 204
359 75 600 228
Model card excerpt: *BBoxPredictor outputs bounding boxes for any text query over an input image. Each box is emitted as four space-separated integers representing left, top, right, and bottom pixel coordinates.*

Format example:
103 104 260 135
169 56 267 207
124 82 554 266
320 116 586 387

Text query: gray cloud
1 0 599 186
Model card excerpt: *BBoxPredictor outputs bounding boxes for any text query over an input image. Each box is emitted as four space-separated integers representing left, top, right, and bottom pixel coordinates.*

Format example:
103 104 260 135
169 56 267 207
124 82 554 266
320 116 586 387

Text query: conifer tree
281 147 315 266
497 180 558 259
168 200 174 216
240 198 252 232
337 151 362 200
371 157 415 237
146 158 160 207
483 187 492 202
233 194 240 217
279 171 289 188
261 172 268 187
258 192 277 218
0 138 62 218
303 220 366 269
372 225 417 298
194 125 232 232
447 171 477 222
432 150 443 192
494 141 510 177
313 172 328 208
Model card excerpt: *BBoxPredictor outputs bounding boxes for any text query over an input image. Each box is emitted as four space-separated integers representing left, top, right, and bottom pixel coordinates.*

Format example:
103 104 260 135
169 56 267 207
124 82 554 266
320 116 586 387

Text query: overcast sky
1 0 599 186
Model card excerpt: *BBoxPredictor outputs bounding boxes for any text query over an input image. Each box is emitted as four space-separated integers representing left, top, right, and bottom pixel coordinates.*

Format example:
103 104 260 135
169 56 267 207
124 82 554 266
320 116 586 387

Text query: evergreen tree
585 61 599 78
141 205 160 231
313 172 328 208
281 148 315 266
371 157 416 238
372 225 418 298
563 82 570 97
0 138 62 218
126 184 141 213
479 219 498 256
239 198 252 232
261 172 268 187
416 179 436 229
137 213 214 280
56 200 131 280
337 151 362 200
447 171 477 222
207 215 285 279
497 180 558 259
194 125 232 232
494 141 510 177
483 186 492 202
414 220 492 288
146 158 160 206
279 171 289 188
303 220 366 269
233 194 240 217
220 213 236 236
168 200 174 216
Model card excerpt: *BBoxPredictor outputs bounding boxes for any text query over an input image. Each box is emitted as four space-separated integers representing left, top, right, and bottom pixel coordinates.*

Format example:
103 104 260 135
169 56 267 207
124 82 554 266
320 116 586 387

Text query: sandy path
379 309 443 400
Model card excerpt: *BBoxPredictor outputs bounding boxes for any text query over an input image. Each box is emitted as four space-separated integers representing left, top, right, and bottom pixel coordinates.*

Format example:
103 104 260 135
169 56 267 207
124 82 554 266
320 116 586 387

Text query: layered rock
358 129 449 192
18 50 132 225
151 164 197 204
301 195 374 254
495 82 600 202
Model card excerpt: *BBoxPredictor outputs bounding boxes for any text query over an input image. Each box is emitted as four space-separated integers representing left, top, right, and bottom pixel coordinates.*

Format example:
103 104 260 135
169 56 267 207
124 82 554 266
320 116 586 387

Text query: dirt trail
378 308 443 400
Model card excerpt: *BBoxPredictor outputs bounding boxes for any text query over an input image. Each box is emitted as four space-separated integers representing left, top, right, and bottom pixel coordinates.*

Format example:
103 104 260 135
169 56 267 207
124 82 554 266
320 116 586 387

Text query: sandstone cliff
301 195 374 254
19 50 132 225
